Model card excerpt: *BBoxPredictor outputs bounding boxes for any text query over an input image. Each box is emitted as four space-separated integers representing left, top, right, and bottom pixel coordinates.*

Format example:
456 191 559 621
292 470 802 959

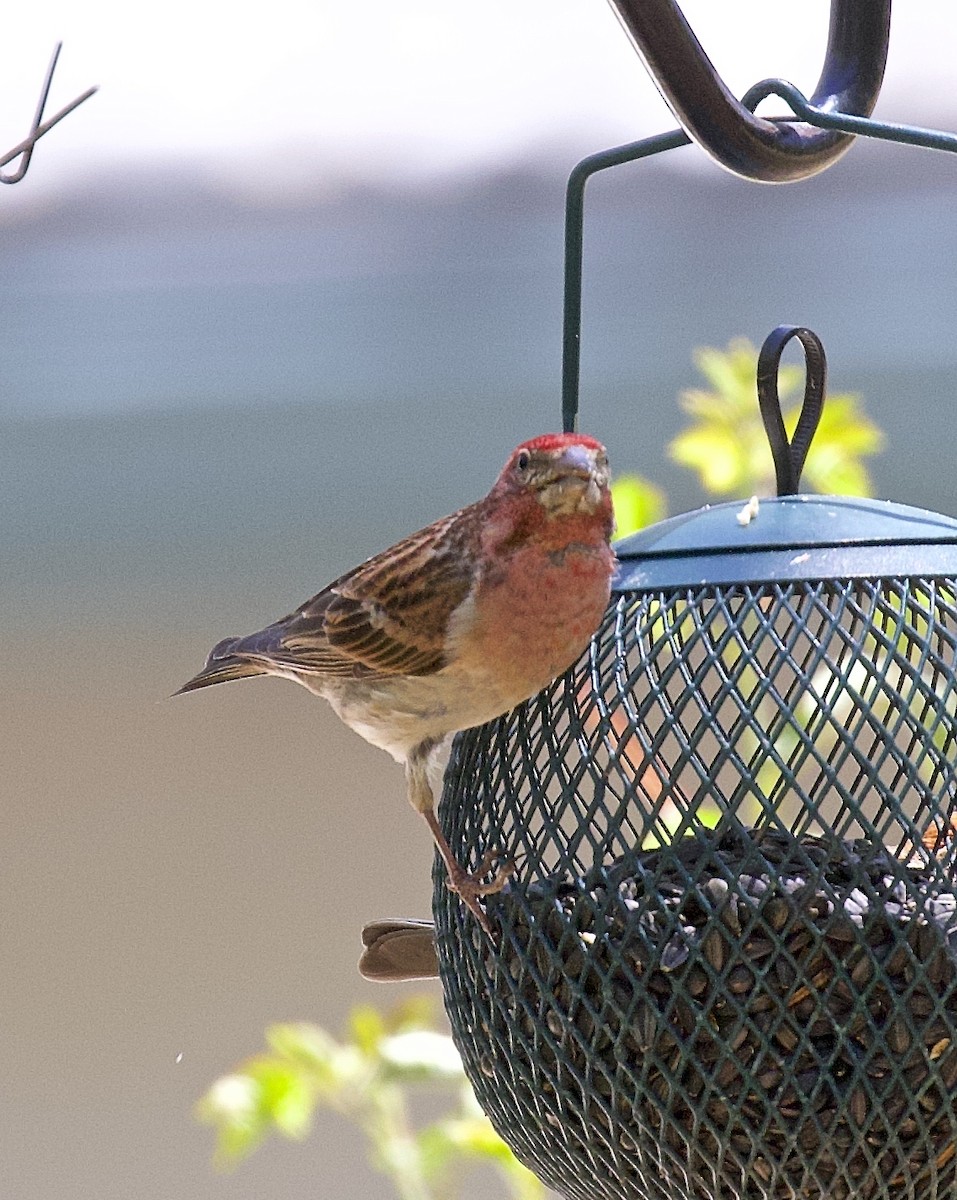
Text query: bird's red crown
515 432 605 455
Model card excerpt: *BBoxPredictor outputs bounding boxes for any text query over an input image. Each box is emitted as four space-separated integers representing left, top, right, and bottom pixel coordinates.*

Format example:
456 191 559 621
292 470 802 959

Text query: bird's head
495 433 612 519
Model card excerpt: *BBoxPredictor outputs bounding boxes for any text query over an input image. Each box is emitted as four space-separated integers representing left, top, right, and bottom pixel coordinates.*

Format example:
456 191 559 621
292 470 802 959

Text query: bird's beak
558 444 607 487
535 443 609 516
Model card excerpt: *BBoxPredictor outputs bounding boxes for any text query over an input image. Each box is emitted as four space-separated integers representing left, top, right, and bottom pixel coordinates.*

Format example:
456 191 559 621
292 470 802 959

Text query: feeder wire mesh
435 328 957 1200
438 571 957 1200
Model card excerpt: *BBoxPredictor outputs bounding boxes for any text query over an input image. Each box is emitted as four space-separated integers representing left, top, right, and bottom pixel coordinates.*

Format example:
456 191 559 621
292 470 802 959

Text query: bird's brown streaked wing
276 505 481 678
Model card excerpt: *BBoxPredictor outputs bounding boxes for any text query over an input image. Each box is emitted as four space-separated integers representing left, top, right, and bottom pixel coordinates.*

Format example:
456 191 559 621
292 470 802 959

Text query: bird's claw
445 849 515 936
462 847 516 896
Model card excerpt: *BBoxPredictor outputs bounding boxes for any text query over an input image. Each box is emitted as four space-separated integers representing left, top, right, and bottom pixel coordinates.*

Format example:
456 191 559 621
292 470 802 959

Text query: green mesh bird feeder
432 4 957 1199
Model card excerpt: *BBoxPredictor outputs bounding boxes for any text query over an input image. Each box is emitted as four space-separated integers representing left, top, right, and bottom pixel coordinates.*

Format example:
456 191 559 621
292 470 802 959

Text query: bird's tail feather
176 659 266 694
176 641 269 695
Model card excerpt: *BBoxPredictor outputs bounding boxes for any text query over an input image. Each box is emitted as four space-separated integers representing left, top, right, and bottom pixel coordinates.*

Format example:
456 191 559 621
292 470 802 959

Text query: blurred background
2 2 957 1197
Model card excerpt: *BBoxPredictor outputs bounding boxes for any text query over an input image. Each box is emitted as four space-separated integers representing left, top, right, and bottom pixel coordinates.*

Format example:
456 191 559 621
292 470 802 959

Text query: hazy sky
4 1 957 202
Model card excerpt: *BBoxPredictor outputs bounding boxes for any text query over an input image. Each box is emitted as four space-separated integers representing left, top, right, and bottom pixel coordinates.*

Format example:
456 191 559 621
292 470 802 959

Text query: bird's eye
515 450 531 472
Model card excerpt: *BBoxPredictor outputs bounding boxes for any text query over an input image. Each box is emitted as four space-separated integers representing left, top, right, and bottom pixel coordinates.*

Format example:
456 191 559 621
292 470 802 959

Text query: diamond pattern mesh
435 577 957 1200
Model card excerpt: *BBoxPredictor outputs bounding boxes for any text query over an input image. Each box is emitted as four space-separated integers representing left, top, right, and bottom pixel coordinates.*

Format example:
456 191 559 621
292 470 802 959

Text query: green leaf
414 1123 457 1181
196 1072 270 1167
379 1030 467 1082
670 341 883 500
445 1114 513 1159
447 1116 547 1199
670 426 745 494
349 1004 387 1056
610 474 667 538
498 1154 548 1200
266 1022 336 1071
384 995 437 1035
252 1059 314 1139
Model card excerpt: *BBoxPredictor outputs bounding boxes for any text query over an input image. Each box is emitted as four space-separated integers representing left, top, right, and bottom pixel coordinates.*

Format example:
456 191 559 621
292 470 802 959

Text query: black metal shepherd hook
1 43 98 185
561 2 957 432
607 0 891 184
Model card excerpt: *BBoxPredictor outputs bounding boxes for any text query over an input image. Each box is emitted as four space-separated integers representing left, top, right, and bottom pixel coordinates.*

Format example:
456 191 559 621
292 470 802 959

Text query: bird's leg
420 807 516 936
407 741 513 935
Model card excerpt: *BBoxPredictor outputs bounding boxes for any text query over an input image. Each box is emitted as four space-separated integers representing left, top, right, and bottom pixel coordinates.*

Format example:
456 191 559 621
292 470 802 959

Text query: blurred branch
2 43 97 184
197 999 545 1200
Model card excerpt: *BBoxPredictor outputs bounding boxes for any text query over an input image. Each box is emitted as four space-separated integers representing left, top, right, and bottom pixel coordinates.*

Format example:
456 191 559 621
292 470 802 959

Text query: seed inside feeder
465 828 957 1200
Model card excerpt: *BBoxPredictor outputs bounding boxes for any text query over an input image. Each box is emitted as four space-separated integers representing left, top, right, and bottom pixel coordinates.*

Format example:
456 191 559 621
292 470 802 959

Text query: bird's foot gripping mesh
436 578 957 1200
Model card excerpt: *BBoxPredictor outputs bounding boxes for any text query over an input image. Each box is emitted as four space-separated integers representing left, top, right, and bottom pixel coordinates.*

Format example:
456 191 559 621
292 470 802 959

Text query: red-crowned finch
178 433 615 932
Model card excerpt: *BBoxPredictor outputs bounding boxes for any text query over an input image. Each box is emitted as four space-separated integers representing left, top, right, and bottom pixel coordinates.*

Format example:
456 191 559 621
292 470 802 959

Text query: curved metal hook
1 43 98 185
757 326 827 496
606 0 891 182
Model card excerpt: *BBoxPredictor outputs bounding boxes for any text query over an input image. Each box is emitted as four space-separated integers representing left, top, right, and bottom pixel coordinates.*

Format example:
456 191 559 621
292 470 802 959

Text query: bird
358 918 439 982
177 433 615 932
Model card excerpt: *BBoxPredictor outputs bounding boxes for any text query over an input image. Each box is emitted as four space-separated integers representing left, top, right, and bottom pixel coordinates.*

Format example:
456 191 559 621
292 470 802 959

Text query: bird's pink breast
461 537 614 705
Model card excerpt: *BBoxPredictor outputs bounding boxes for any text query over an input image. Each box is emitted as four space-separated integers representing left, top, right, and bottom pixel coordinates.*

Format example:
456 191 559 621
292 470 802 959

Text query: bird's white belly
310 667 513 762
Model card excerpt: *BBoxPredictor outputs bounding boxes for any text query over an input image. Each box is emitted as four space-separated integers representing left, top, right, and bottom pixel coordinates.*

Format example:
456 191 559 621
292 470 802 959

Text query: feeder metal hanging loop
757 325 827 496
606 0 891 182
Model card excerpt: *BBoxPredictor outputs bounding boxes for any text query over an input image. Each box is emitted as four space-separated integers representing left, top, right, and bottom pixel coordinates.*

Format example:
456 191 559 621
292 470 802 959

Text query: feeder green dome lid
613 494 957 591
